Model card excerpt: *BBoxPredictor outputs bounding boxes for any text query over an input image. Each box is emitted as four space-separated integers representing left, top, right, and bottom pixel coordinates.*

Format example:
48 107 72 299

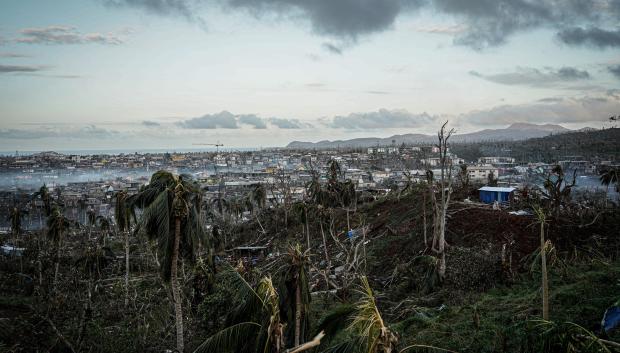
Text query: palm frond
193 322 262 353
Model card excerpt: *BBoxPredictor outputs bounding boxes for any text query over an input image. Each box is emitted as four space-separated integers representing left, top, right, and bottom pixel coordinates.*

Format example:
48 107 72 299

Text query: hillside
451 127 620 162
286 123 572 149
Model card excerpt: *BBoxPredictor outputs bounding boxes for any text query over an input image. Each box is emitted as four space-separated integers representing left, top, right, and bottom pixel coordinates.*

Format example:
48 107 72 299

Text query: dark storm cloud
0 64 45 73
327 108 438 129
268 118 311 129
238 114 267 129
228 0 404 40
470 66 590 87
557 27 620 49
102 0 620 50
608 65 620 79
16 26 124 45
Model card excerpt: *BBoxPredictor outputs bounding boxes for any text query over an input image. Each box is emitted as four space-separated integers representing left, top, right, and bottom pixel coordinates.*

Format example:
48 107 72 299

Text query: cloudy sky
1 0 619 151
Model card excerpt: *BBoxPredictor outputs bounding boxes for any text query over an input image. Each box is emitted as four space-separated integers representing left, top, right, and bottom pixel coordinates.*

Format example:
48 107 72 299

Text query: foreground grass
392 260 620 352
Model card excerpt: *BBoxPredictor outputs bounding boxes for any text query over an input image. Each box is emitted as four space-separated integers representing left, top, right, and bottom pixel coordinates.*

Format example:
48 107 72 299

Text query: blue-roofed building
479 186 516 204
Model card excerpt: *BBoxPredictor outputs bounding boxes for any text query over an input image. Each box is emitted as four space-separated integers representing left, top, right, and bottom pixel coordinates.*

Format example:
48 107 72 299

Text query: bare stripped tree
433 121 455 281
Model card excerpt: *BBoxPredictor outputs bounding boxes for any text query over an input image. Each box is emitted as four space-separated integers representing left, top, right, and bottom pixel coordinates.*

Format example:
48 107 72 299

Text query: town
1 133 616 231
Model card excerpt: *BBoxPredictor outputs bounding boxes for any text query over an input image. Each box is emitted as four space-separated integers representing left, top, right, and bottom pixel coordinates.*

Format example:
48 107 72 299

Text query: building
479 186 516 203
468 165 499 181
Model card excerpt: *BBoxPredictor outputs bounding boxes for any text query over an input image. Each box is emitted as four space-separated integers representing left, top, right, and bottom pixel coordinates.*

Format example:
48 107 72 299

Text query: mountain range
286 123 580 149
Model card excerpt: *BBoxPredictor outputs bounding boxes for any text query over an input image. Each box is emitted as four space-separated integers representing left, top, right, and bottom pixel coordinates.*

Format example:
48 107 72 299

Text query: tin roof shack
479 186 516 204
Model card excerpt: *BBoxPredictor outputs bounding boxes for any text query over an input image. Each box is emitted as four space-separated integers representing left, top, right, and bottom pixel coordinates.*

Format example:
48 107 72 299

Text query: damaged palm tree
131 171 207 353
194 266 323 353
282 244 311 347
47 206 72 291
114 190 131 307
316 276 398 353
542 164 576 219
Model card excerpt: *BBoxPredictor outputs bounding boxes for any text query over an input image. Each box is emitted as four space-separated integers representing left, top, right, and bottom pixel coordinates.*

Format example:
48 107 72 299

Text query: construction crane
192 142 223 153
193 142 224 177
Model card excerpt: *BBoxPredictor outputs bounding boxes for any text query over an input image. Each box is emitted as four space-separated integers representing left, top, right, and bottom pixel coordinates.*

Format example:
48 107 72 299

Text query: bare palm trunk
172 217 184 352
305 208 310 249
295 283 302 347
346 209 350 231
540 222 549 320
319 221 331 290
423 192 427 247
53 238 61 292
125 230 130 307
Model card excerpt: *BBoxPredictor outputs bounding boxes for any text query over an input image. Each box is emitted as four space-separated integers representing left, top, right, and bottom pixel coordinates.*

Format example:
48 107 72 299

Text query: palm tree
131 171 206 353
251 183 267 233
8 206 25 241
194 266 323 353
599 166 619 199
316 276 398 353
282 244 311 347
115 190 132 307
96 215 111 246
47 206 72 290
293 202 311 249
33 184 51 229
87 208 96 240
534 206 550 321
340 180 356 231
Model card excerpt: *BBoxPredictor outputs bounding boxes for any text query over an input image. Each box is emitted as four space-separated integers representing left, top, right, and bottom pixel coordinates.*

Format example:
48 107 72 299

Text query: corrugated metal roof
478 186 516 192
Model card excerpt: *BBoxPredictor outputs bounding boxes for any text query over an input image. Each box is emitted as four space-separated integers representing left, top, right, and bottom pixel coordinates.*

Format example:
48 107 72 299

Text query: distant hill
286 123 572 149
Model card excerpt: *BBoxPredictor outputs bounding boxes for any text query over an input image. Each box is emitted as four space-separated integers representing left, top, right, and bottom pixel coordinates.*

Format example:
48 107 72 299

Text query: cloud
0 125 120 139
415 23 468 35
0 52 30 58
557 27 620 49
103 0 200 23
141 120 160 127
176 111 314 129
608 65 620 79
228 0 405 40
15 26 124 45
101 0 620 50
461 93 620 125
0 64 45 73
470 66 590 88
327 108 438 129
238 114 267 129
268 118 311 129
321 42 343 54
178 111 239 129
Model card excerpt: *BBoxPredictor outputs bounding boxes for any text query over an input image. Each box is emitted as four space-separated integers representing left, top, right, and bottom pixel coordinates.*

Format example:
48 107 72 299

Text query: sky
0 0 619 151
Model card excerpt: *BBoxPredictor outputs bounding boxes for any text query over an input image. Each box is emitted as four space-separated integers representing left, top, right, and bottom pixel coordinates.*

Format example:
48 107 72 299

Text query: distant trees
131 171 207 353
